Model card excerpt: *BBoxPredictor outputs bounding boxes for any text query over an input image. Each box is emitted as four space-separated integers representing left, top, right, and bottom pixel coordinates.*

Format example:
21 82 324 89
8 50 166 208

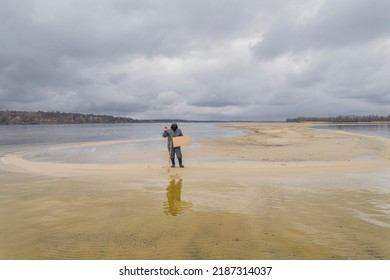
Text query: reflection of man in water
165 179 192 216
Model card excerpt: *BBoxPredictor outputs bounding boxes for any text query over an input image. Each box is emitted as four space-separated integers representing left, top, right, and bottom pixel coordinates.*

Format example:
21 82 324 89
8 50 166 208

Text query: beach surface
1 123 389 259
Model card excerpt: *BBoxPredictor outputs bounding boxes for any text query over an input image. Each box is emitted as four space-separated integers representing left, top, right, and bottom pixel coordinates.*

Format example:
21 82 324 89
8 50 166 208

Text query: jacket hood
170 122 178 131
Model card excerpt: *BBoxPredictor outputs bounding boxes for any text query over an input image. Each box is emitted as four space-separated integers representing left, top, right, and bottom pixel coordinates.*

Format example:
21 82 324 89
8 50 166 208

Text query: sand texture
0 123 389 259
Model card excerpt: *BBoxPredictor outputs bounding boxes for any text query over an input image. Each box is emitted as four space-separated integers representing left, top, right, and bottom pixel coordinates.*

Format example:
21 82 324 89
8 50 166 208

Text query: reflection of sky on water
317 124 390 138
0 123 244 162
0 123 244 146
24 139 162 163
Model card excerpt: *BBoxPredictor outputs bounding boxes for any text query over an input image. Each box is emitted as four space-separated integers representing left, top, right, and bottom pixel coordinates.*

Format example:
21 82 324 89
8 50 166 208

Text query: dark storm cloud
1 0 389 120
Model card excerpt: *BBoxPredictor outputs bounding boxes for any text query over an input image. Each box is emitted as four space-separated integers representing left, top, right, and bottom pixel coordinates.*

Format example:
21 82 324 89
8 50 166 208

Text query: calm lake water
317 124 390 138
0 123 244 145
0 123 243 154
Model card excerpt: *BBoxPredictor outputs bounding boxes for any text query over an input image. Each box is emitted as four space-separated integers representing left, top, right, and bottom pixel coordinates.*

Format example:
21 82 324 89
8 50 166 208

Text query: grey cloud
74 100 149 115
188 93 250 108
1 0 389 120
252 0 390 59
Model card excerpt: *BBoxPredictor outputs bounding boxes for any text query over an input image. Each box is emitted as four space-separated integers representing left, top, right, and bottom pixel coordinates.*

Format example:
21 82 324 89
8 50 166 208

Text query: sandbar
0 123 389 259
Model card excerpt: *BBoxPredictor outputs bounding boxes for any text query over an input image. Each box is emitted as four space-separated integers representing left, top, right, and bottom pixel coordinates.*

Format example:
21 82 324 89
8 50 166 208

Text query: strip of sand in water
0 123 389 259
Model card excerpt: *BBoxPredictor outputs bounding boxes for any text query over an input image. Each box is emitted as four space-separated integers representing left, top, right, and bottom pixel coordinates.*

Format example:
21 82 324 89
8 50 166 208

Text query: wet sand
0 123 389 259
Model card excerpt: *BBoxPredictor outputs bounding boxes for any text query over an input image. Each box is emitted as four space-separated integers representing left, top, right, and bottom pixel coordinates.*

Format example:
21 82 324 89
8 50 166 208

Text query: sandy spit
1 123 390 260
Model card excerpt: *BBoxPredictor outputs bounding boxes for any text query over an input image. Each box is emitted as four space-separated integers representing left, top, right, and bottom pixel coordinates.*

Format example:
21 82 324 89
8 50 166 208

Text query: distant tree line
0 110 134 125
286 114 390 123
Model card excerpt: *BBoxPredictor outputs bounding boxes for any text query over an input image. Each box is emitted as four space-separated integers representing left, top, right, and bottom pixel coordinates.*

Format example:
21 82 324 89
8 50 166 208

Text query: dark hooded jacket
162 123 183 148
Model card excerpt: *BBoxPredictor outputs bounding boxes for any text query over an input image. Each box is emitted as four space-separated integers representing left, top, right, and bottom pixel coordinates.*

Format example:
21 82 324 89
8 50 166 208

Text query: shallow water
0 169 389 260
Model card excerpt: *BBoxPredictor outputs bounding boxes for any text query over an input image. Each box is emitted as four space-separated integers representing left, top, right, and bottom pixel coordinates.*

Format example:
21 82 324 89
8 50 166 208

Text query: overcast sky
1 0 389 120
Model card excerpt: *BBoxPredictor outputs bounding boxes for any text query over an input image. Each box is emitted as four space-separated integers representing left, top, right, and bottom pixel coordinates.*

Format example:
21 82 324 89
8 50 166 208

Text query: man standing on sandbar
163 122 184 168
